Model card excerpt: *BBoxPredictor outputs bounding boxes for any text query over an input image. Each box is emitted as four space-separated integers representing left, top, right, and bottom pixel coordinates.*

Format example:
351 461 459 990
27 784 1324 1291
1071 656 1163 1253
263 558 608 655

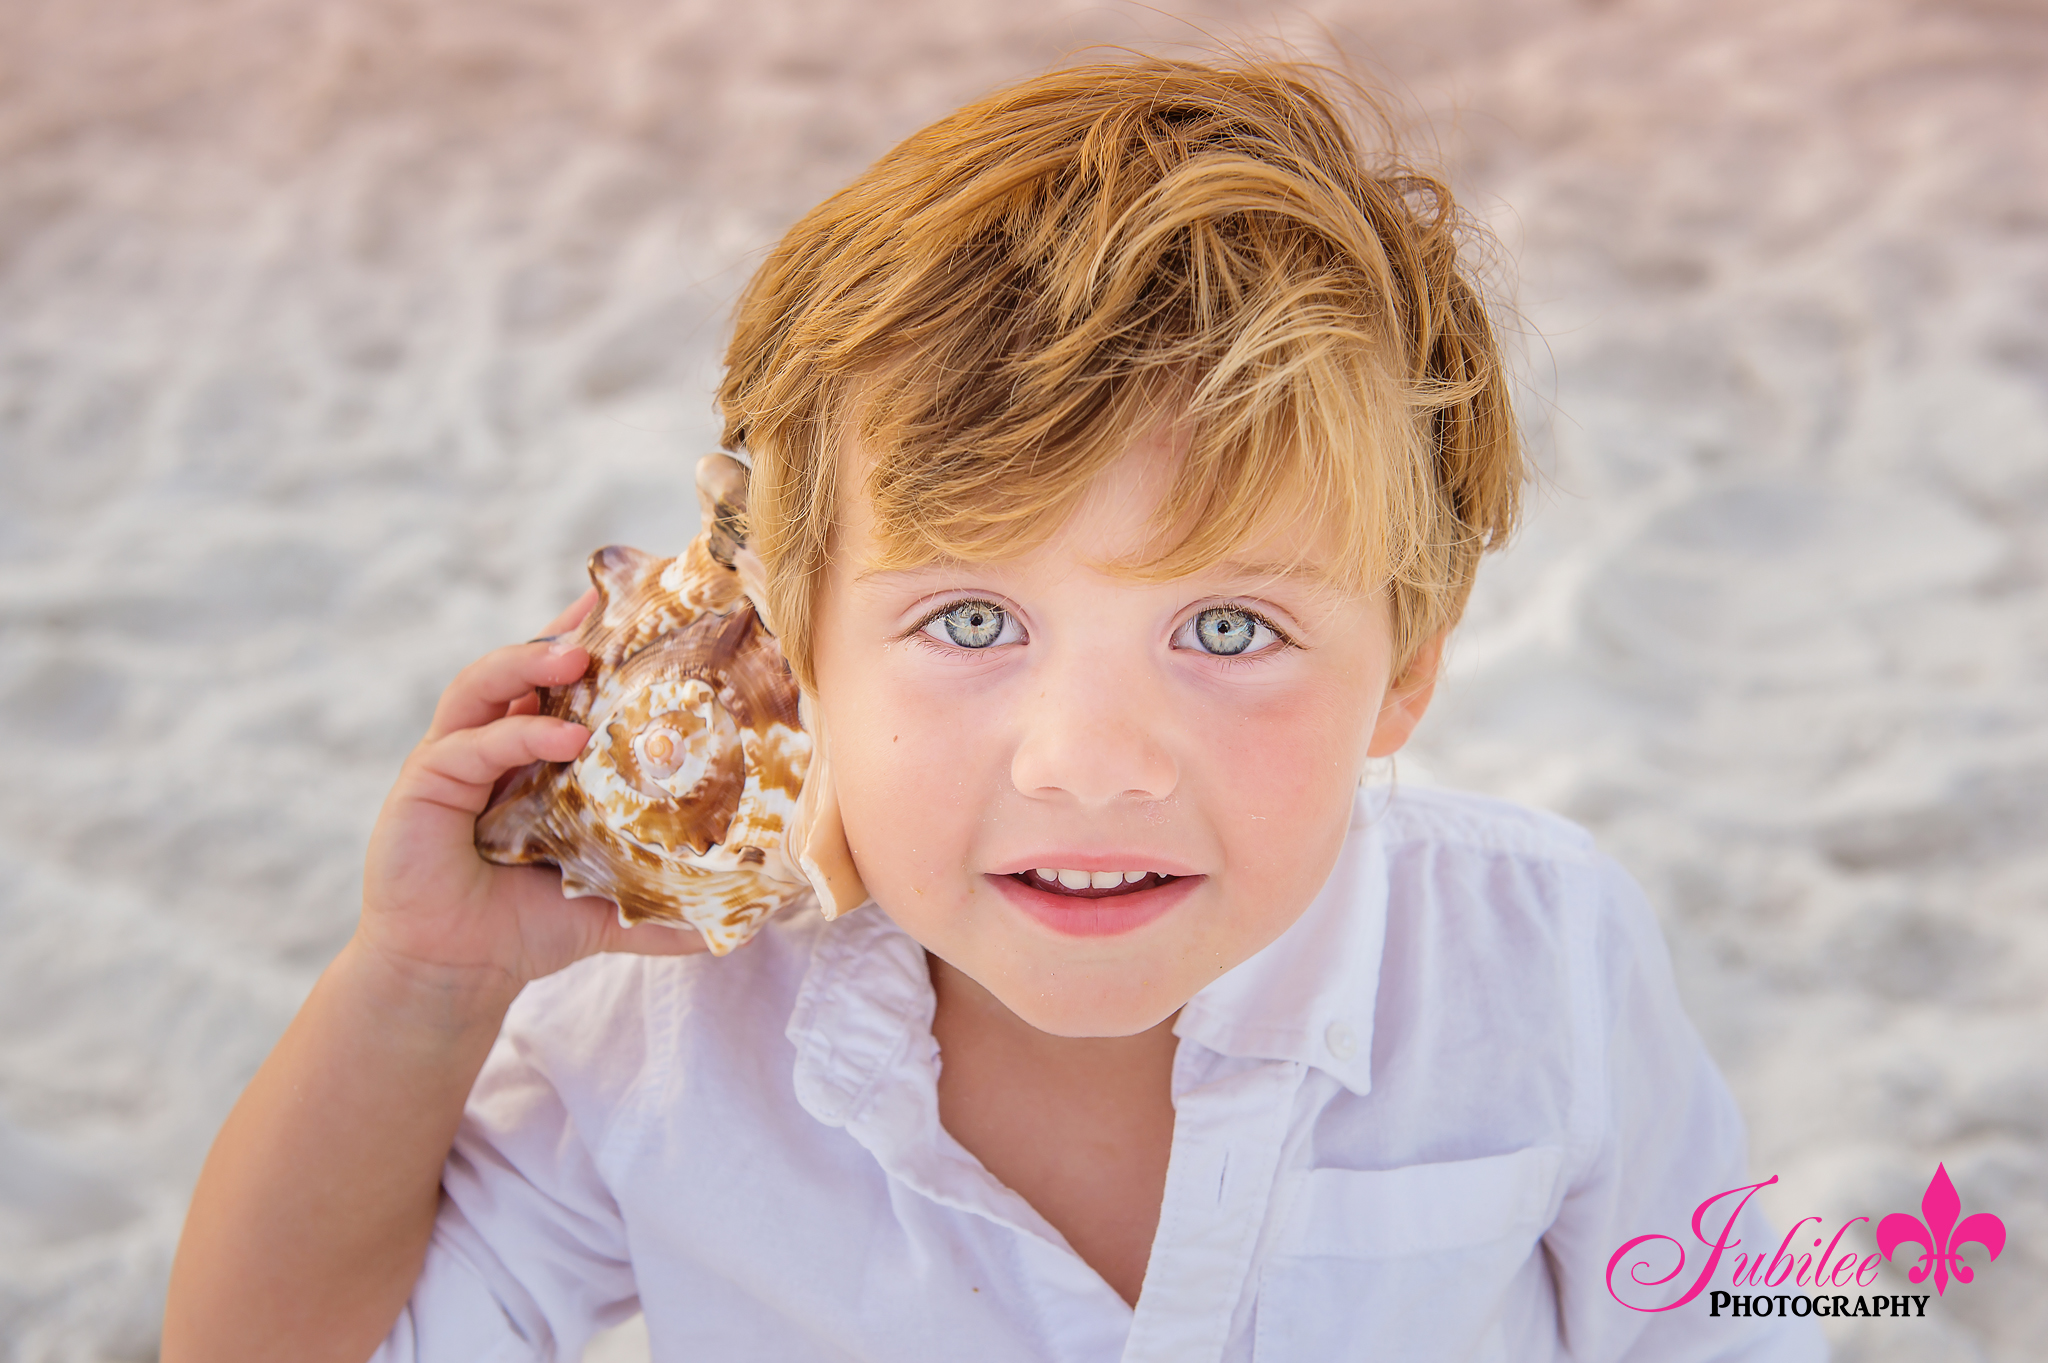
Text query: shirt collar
785 900 934 1130
1173 786 1389 1096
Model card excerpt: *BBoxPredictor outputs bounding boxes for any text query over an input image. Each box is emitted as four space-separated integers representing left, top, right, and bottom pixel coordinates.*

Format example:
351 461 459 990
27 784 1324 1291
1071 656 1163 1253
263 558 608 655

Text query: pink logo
1876 1164 2006 1295
1606 1164 2009 1316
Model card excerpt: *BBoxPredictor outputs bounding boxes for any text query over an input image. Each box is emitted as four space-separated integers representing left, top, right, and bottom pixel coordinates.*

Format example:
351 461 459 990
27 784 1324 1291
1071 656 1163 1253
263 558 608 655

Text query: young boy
165 57 1823 1362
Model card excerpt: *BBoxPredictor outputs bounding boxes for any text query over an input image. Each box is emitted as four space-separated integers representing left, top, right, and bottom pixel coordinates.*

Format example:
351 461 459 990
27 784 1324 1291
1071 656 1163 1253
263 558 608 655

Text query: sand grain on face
0 2 2040 1360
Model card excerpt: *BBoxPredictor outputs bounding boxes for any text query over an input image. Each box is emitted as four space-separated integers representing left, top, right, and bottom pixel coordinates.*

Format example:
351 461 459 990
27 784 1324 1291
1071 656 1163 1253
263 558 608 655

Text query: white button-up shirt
373 787 1824 1362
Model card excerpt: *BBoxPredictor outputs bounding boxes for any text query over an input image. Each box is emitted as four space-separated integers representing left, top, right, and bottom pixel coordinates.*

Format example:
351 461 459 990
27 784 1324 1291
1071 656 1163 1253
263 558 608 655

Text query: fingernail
546 637 579 657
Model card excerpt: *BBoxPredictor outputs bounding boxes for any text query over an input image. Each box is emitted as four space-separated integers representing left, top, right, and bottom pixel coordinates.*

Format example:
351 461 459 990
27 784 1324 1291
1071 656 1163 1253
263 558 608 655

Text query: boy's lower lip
985 871 1202 938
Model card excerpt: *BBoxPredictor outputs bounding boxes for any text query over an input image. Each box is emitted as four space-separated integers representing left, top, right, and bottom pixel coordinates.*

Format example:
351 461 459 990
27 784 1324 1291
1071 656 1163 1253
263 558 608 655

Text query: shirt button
1324 1021 1358 1061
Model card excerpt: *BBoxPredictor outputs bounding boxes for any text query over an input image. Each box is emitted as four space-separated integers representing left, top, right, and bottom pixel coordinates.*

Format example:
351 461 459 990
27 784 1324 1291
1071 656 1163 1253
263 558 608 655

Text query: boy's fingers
410 715 590 809
540 588 599 639
427 642 588 742
419 591 597 743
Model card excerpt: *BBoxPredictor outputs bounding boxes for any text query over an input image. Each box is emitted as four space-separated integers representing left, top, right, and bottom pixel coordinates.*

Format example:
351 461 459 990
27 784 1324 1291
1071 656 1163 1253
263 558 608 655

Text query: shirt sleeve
370 960 649 1363
1542 856 1826 1363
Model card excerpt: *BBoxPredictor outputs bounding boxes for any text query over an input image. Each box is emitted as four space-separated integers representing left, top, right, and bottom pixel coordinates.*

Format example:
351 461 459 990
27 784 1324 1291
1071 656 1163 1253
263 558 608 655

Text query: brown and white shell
475 454 865 955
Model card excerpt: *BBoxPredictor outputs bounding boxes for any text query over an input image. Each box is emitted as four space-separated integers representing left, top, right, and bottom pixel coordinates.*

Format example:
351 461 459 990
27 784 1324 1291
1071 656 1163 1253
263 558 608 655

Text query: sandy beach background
0 1 2042 1359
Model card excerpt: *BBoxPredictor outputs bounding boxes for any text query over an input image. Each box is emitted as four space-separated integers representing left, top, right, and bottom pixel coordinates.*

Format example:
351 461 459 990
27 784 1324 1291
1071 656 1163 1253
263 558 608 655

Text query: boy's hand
360 589 707 1009
168 588 706 1362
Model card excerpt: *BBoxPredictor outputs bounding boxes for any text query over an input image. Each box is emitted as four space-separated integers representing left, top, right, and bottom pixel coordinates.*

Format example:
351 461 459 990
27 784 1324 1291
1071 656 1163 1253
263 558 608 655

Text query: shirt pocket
1253 1145 1564 1363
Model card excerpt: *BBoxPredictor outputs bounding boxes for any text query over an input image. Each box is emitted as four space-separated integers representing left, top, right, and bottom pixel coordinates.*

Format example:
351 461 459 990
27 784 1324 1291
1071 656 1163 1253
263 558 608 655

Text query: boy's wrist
336 934 525 1043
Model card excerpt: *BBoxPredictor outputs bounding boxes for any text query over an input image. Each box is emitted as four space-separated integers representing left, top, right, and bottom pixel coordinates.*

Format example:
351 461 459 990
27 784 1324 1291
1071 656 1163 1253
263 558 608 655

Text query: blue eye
1177 605 1282 657
927 601 1011 649
1196 607 1255 655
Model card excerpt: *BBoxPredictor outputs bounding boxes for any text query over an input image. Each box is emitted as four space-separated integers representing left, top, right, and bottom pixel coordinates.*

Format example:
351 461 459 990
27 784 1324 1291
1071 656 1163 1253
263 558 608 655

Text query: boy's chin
976 973 1192 1039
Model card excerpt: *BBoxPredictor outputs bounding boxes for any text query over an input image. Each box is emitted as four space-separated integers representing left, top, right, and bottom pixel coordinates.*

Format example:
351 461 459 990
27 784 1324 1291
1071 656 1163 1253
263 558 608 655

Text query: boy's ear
1365 630 1447 758
793 695 871 920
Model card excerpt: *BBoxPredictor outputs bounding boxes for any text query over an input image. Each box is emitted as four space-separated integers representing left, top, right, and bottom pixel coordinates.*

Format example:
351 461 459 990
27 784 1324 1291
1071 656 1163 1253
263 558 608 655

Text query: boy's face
809 427 1438 1037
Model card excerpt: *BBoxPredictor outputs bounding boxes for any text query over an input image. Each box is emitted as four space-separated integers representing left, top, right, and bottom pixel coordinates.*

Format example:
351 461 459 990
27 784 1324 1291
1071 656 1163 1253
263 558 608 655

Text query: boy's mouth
1013 868 1180 900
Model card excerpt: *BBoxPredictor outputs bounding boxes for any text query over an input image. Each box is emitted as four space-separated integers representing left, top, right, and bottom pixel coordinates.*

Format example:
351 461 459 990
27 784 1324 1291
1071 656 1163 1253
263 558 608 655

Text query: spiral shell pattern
474 456 813 954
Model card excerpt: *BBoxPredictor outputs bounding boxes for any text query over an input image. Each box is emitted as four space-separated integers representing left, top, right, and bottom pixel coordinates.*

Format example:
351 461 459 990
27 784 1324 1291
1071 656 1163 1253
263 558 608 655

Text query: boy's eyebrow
852 557 980 586
1205 559 1340 586
853 556 1341 589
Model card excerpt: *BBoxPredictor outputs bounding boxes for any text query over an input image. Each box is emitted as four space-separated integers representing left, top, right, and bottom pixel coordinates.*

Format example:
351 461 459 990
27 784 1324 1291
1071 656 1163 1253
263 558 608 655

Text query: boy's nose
1008 656 1179 807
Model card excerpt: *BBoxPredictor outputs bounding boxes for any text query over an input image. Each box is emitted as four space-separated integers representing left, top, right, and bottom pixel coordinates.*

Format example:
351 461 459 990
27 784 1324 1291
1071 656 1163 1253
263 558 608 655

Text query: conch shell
475 454 866 954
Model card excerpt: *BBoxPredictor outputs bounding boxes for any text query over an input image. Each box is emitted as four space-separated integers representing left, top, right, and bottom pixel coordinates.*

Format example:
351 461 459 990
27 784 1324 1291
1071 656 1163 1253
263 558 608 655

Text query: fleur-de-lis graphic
1875 1164 2007 1295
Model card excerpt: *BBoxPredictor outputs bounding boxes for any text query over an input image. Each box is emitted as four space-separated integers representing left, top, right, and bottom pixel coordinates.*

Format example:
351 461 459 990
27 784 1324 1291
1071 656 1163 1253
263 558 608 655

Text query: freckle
893 734 899 742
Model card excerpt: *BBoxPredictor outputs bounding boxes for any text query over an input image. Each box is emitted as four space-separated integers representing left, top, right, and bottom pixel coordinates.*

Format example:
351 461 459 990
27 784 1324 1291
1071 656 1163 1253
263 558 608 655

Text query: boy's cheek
1179 681 1374 809
818 653 1375 891
1181 686 1376 911
822 688 994 884
832 671 1370 813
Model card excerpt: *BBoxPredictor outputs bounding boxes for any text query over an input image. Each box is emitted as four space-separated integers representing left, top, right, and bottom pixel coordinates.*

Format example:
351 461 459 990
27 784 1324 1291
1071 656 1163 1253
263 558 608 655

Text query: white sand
0 1 2041 1359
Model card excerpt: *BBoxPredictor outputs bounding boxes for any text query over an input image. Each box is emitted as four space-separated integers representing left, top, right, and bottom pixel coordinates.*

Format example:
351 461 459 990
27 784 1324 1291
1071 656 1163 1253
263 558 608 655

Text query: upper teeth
1037 868 1151 890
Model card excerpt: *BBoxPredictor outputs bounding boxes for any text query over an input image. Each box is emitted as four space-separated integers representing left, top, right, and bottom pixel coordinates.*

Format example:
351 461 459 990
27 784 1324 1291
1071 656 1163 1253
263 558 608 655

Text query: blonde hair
718 55 1522 688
